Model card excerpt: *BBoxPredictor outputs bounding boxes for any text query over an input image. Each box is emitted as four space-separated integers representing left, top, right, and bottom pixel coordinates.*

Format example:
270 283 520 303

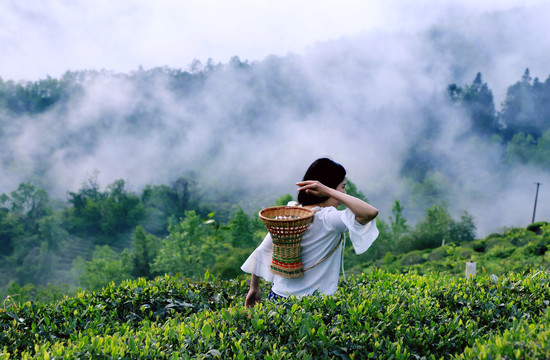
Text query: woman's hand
296 180 332 197
245 288 261 308
245 274 261 308
297 180 378 225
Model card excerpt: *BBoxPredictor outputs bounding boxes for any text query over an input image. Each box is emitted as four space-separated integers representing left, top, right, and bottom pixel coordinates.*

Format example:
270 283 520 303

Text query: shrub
527 221 549 235
459 247 475 260
466 239 486 253
211 248 253 279
489 245 516 259
502 227 538 247
524 238 548 256
2 271 549 359
455 308 550 359
427 246 449 261
400 251 426 266
485 233 502 240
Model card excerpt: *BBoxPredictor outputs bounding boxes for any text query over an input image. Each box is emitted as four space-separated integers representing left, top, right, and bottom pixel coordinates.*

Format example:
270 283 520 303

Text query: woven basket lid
259 206 314 227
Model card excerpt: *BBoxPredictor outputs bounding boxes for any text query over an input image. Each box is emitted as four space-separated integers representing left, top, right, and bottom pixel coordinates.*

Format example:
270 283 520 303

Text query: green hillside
349 222 549 278
1 221 549 358
1 268 549 359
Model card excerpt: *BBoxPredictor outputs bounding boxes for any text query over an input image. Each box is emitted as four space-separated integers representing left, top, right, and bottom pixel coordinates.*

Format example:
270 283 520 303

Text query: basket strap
303 233 343 272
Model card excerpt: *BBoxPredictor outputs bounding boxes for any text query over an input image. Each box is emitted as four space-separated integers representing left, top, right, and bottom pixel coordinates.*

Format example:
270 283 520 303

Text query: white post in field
465 261 476 279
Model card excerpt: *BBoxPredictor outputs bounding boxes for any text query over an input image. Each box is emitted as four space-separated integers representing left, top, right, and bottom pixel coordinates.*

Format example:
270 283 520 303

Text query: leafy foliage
448 72 499 136
500 69 550 140
353 222 549 277
505 130 550 170
0 76 68 114
152 211 228 280
1 271 548 359
448 69 550 171
65 178 145 242
344 201 477 274
1 66 549 296
75 245 132 291
1 182 51 234
140 178 194 235
230 207 255 248
0 274 250 358
128 226 160 279
407 204 476 251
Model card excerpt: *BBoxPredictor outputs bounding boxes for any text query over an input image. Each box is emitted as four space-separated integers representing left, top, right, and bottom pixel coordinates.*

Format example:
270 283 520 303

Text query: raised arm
296 180 378 225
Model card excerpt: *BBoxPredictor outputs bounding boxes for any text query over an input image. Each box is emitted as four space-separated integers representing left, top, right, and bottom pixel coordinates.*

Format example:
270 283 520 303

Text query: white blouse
241 206 379 297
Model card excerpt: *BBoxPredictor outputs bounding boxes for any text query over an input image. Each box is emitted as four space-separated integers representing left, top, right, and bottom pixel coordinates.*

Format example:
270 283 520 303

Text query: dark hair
298 158 346 205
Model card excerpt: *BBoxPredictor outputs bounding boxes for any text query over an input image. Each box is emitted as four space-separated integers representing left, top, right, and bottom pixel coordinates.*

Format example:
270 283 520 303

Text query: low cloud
1 4 549 235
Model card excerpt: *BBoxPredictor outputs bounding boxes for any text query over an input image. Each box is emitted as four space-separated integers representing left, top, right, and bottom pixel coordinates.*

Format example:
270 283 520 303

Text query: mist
2 3 550 236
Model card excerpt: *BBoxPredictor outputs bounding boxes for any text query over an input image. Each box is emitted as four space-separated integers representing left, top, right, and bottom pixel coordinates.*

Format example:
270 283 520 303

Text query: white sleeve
240 233 275 282
340 208 379 254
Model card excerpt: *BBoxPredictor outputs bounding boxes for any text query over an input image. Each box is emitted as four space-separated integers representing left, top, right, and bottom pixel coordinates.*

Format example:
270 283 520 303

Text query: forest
1 62 550 302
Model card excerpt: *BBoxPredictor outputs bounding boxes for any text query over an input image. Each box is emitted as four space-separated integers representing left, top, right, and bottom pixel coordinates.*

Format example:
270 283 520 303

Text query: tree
1 77 66 114
534 129 550 169
463 73 498 135
76 245 132 290
211 248 252 279
409 204 452 251
20 215 69 286
0 207 23 256
38 214 69 254
152 211 227 279
129 226 159 279
500 68 545 139
0 183 63 286
140 179 191 235
275 194 293 206
447 83 463 102
99 180 144 236
65 173 105 235
344 179 369 202
344 199 410 267
504 129 550 169
5 182 51 232
389 200 409 249
407 204 476 252
229 208 254 248
448 72 498 136
65 178 144 241
449 212 476 243
407 171 450 218
504 132 537 164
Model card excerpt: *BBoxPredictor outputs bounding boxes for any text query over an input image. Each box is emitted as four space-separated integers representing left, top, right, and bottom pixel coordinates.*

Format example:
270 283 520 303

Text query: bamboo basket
259 206 314 278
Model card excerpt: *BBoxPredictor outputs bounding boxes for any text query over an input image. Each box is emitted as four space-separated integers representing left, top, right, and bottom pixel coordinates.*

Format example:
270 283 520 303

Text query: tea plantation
349 222 550 278
1 268 549 359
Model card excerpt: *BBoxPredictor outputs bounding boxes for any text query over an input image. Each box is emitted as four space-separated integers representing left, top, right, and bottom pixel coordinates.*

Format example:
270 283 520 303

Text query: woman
242 158 379 307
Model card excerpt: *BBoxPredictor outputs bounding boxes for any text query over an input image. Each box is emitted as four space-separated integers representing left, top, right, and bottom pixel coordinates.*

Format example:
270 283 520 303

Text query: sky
1 0 547 82
1 0 550 236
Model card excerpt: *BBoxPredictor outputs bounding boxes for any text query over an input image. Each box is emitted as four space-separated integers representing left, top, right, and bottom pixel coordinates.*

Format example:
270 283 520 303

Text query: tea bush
1 270 549 359
454 309 550 359
0 274 251 357
354 223 550 278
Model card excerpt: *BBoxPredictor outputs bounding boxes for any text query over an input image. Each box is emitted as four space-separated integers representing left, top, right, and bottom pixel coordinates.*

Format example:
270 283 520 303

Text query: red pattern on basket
271 259 303 268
